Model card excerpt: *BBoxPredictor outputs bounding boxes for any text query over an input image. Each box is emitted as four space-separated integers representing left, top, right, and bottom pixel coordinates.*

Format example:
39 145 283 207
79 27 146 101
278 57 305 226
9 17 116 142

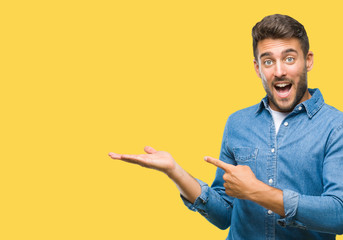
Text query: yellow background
1 0 343 239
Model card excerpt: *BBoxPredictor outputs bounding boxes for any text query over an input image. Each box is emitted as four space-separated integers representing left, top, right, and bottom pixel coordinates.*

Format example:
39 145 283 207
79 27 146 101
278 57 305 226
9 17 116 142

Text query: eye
285 57 295 63
264 59 273 66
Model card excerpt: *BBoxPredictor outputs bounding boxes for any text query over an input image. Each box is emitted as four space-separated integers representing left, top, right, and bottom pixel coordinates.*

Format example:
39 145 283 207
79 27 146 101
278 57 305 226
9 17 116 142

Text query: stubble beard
262 67 308 112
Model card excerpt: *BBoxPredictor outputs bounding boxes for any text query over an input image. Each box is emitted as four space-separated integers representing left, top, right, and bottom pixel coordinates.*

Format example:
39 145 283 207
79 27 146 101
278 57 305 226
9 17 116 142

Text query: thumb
144 146 158 154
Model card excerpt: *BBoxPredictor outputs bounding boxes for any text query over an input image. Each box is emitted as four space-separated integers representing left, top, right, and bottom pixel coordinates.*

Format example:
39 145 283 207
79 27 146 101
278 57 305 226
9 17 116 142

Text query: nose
274 61 286 78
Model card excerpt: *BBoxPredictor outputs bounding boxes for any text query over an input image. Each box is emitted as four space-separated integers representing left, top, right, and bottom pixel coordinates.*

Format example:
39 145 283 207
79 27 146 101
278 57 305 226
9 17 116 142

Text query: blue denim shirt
182 89 343 239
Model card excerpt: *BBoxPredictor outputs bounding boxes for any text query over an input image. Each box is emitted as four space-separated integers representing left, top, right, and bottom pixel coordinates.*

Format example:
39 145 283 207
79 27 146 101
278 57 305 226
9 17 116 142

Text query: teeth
275 83 290 88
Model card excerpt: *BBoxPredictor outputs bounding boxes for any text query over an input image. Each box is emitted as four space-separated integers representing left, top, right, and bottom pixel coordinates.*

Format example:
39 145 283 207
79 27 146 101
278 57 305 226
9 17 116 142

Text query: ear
254 59 261 78
306 51 314 72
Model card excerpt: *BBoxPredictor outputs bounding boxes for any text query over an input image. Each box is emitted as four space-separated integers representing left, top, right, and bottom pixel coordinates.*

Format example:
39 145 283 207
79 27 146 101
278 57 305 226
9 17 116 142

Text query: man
109 14 343 239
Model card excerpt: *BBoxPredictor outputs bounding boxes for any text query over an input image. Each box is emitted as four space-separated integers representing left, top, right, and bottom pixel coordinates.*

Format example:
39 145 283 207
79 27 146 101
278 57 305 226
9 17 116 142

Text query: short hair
252 14 309 60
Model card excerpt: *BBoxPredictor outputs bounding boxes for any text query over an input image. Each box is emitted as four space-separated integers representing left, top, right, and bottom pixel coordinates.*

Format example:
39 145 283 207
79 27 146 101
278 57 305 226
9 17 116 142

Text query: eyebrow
259 48 298 59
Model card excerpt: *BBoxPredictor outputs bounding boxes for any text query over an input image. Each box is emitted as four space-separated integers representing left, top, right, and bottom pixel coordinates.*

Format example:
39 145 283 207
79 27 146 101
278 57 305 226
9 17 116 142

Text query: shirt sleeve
278 124 343 234
180 178 233 230
180 117 236 230
180 179 232 230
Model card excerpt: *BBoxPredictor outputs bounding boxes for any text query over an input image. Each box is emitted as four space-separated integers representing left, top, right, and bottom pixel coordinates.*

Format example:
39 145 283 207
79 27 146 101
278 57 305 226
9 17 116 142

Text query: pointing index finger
204 156 234 171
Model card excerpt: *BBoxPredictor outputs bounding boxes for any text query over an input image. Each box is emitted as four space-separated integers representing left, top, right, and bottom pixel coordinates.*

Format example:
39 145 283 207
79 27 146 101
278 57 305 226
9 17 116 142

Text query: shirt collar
255 88 325 119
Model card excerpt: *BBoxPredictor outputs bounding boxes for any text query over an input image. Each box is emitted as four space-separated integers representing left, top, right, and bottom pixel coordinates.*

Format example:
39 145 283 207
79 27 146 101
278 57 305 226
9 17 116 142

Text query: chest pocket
232 147 258 173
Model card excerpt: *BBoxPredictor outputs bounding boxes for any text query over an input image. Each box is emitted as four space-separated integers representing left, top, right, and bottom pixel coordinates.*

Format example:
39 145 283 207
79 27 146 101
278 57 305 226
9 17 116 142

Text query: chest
227 114 328 194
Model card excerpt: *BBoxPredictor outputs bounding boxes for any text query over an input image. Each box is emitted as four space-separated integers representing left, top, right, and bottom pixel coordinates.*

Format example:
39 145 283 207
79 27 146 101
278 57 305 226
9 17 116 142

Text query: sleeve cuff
180 179 210 215
277 189 306 229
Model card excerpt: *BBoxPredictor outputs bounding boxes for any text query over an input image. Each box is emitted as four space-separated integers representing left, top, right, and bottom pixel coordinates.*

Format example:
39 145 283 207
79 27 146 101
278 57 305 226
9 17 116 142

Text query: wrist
248 180 269 202
165 162 182 179
248 181 285 216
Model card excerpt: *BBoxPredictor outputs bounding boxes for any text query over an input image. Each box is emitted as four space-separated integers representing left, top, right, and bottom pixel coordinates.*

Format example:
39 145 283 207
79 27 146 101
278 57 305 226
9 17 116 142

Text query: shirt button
298 106 302 111
268 179 273 185
268 210 273 215
271 148 275 153
284 122 289 127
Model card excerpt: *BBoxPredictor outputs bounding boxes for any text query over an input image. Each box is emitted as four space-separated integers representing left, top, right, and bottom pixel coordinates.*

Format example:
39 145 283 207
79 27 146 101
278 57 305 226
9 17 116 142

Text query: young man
109 14 343 239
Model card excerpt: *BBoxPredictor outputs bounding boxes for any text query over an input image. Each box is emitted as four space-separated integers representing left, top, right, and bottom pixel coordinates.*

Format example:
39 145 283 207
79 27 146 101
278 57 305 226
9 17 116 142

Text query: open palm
108 146 176 174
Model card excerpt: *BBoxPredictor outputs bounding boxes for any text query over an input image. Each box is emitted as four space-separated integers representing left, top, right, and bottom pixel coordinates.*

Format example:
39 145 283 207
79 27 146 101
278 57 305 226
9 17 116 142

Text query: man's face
254 38 314 112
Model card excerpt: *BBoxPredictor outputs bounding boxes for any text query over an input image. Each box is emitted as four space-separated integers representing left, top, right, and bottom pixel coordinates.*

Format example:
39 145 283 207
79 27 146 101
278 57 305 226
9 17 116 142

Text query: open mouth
274 82 292 98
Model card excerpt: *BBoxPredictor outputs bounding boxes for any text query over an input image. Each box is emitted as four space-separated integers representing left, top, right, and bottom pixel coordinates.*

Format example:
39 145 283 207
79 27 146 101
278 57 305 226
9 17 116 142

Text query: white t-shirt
269 107 290 135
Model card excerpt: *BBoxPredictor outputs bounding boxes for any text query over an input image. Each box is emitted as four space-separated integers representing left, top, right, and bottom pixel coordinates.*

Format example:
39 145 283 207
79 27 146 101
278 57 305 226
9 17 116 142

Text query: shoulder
318 104 343 152
319 104 343 140
322 103 343 115
225 103 260 127
320 103 343 125
307 88 343 126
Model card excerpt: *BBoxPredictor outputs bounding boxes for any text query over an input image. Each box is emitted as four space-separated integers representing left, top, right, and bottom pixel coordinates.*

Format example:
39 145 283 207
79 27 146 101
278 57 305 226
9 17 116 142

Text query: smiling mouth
274 83 292 98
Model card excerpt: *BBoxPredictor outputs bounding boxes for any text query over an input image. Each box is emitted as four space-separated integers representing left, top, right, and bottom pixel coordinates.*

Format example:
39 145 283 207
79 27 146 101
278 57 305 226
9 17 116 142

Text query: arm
205 136 343 235
277 124 343 234
205 156 285 217
109 146 201 203
109 146 234 229
165 161 202 203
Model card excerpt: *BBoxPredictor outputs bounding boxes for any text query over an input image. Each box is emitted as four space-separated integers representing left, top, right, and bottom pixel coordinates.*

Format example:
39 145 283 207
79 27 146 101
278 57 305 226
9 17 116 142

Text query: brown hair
252 14 309 59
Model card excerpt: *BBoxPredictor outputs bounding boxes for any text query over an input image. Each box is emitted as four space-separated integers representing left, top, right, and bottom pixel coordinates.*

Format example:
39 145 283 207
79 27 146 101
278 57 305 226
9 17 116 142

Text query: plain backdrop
1 0 343 239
